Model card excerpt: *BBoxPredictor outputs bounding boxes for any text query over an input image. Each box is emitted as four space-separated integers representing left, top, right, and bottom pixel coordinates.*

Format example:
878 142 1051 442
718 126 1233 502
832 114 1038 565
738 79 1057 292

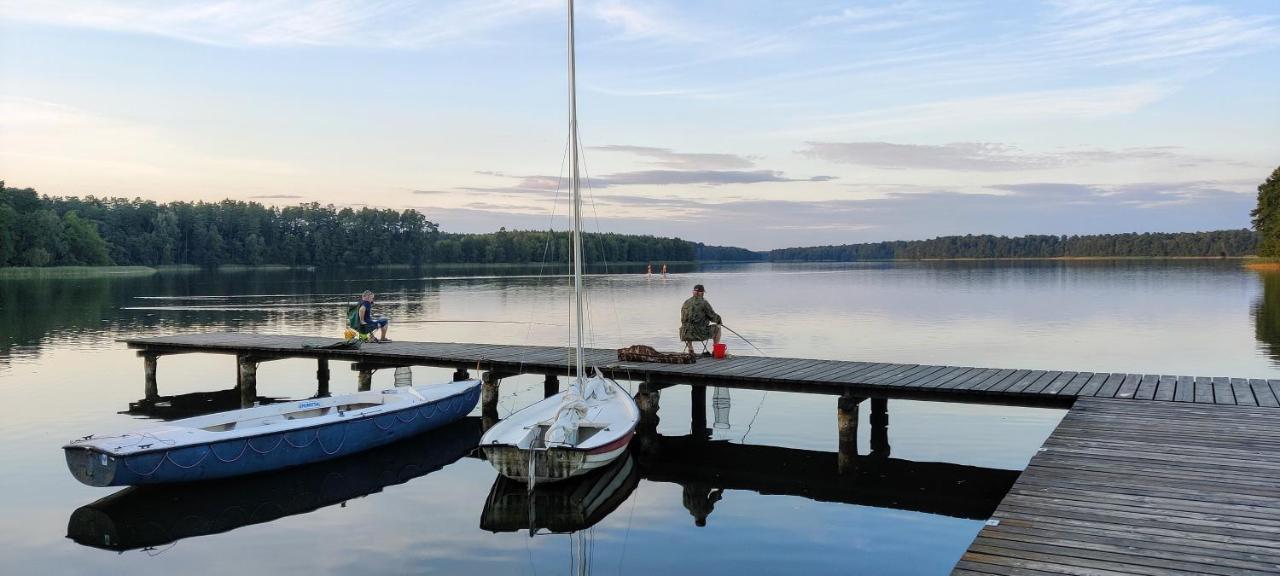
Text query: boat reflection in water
480 452 639 535
67 417 480 552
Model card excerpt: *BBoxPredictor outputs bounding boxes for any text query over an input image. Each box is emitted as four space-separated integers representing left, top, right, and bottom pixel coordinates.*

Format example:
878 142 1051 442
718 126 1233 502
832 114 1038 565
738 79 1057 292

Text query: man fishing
680 284 721 356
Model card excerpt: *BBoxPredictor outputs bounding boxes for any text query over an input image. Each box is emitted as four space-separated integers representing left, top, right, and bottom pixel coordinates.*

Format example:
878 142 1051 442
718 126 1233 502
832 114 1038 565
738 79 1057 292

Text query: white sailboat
479 0 639 484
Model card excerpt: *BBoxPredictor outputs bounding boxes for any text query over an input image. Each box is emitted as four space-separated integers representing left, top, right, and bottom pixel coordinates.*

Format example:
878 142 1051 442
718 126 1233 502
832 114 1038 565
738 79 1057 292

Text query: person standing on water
680 284 721 355
357 290 391 343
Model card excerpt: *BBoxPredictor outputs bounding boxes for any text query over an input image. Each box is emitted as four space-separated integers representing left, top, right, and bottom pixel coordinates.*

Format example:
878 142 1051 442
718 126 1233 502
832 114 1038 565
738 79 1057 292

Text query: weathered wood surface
954 397 1280 575
126 333 1280 408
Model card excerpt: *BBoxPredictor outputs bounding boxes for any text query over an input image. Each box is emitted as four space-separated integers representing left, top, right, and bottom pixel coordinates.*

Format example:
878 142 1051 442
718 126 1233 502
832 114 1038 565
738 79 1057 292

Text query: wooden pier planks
953 398 1280 576
125 333 1280 408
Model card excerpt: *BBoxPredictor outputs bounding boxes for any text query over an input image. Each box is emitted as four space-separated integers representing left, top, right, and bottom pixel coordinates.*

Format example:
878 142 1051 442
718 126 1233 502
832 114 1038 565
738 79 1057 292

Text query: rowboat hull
65 380 481 487
68 417 481 551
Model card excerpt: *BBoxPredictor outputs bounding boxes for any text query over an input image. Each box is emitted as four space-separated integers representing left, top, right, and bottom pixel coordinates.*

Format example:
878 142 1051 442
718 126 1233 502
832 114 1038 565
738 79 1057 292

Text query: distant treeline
768 231 1258 261
433 229 758 264
0 183 758 267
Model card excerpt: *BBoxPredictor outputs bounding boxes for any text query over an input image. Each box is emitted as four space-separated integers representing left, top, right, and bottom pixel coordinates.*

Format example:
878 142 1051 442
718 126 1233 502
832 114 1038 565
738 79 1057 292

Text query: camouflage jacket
679 296 722 341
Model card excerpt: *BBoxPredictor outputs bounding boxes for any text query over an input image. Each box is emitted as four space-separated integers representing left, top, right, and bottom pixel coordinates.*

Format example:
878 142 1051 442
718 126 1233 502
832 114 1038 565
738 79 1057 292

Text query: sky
0 0 1277 250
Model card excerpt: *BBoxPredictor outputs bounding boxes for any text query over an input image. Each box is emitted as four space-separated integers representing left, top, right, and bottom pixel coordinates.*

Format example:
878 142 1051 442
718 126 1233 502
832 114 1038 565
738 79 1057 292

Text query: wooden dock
954 398 1280 576
123 333 1280 408
123 333 1280 575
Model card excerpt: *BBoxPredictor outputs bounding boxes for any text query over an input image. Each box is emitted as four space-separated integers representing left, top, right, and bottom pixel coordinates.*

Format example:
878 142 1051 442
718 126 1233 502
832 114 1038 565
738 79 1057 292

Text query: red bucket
713 343 727 359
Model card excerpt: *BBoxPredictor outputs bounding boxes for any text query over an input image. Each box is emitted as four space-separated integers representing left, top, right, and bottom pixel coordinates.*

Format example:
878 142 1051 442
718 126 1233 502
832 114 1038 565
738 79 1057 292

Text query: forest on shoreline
0 183 1262 269
0 183 756 268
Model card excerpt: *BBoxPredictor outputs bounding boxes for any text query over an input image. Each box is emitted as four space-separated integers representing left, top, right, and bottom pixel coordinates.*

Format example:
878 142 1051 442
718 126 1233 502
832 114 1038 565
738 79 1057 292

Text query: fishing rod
718 323 766 355
391 319 566 327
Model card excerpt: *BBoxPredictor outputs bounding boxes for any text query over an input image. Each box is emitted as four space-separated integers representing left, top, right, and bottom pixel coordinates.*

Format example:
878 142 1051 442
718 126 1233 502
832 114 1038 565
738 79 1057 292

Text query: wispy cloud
426 178 1255 249
247 194 303 199
1040 0 1280 66
784 84 1170 136
592 145 756 170
0 0 560 48
597 169 832 187
798 141 1213 171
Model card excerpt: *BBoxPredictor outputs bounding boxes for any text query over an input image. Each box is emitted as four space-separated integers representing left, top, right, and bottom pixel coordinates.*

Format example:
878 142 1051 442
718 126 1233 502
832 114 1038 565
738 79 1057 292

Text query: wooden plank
943 368 1000 390
1213 376 1236 405
858 363 920 385
1174 375 1196 403
1093 373 1125 398
1113 373 1142 400
1194 376 1216 404
978 369 1029 393
1058 372 1095 396
889 365 949 388
989 369 1040 394
1231 378 1258 407
1252 379 1280 408
858 363 925 385
1154 375 1178 401
1039 371 1078 395
1016 371 1061 395
962 368 1018 391
1074 372 1109 397
1134 374 1159 401
920 367 980 389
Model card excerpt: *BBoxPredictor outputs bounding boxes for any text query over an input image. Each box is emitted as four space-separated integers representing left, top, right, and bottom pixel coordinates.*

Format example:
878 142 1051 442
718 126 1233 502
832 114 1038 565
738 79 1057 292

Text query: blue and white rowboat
64 379 481 486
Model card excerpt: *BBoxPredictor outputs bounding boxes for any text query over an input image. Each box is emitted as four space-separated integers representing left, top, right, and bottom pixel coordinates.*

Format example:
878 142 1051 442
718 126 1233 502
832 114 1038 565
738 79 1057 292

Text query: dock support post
357 369 373 392
316 358 330 397
481 371 501 432
544 373 559 398
691 384 709 439
838 394 863 475
143 353 159 400
870 397 890 458
635 382 661 455
453 367 470 382
238 355 258 408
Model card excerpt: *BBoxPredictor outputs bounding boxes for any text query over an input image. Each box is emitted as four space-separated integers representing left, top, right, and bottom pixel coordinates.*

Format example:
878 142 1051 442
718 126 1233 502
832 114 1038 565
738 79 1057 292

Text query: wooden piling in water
357 368 373 392
870 397 889 458
143 353 158 400
237 355 257 408
543 373 558 398
691 384 708 439
316 358 330 397
837 394 862 475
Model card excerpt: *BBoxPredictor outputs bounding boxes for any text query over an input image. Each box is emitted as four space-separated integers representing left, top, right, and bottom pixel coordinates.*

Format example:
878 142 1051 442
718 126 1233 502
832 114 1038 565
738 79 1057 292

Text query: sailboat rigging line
578 126 637 392
567 0 587 387
519 118 571 369
720 324 767 355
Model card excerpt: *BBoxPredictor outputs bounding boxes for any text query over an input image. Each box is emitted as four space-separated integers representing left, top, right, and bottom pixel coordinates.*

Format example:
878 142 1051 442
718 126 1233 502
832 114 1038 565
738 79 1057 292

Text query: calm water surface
2 261 1276 575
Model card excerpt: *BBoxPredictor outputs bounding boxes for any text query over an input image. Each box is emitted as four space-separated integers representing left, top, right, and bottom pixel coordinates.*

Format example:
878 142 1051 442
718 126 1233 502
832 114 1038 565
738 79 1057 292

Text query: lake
1 260 1276 575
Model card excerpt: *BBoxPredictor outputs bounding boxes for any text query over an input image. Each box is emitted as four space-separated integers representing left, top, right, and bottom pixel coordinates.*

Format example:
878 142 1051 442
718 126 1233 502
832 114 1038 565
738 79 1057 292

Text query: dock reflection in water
66 417 480 552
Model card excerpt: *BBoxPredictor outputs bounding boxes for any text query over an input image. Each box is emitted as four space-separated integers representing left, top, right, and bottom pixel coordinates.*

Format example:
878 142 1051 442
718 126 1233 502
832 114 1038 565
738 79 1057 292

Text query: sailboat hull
482 428 633 482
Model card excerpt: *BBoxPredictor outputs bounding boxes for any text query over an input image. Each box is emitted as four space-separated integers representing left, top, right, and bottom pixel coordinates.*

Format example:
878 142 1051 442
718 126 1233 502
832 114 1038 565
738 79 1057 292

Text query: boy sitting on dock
356 290 391 343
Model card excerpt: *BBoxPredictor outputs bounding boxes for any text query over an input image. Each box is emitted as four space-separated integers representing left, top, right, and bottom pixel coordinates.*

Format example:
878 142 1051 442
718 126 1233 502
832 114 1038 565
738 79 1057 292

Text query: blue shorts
360 318 388 333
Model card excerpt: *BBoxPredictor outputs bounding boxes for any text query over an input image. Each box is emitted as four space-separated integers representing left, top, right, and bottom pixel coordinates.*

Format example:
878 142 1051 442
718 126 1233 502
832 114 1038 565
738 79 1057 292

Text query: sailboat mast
567 0 586 383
